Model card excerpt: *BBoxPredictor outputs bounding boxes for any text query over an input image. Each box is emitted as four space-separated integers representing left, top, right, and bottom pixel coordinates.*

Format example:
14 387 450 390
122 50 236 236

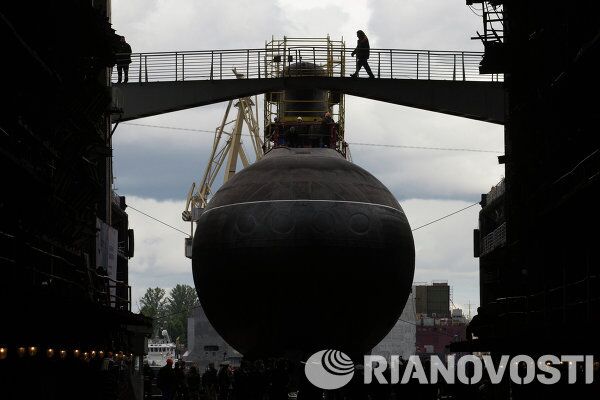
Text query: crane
182 69 263 257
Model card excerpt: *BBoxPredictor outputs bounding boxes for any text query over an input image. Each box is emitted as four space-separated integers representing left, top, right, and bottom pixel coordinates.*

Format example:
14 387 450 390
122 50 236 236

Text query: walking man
350 30 375 78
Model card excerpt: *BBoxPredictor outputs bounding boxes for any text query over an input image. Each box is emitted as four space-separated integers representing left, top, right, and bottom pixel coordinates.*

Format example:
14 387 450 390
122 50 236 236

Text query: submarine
192 60 415 358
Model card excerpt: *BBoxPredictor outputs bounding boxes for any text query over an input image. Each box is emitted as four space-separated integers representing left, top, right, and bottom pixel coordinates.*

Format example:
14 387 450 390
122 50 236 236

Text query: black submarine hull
192 147 415 358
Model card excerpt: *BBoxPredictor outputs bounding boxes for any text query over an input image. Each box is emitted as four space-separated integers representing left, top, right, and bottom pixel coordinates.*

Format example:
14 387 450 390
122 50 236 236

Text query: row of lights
0 347 134 361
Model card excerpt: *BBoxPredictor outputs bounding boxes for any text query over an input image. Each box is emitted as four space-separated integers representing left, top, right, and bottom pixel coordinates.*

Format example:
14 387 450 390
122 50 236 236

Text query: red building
416 317 467 356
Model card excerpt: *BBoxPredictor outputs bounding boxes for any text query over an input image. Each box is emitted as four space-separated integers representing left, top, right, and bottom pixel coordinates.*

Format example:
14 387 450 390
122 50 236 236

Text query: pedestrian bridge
111 46 504 124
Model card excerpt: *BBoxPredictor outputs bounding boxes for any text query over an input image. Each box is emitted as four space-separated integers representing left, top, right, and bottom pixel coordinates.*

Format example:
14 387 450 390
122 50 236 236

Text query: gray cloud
368 0 484 51
111 0 498 315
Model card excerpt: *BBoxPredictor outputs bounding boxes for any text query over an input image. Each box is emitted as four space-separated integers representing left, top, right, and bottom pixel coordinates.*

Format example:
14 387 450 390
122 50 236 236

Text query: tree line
139 284 200 346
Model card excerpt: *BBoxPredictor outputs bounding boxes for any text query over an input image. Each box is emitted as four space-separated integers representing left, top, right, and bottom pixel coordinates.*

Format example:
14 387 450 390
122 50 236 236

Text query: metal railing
484 178 505 206
480 221 506 256
113 46 502 84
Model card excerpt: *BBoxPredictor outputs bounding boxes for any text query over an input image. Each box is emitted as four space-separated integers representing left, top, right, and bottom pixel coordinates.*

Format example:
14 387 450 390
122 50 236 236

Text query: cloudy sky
110 0 503 318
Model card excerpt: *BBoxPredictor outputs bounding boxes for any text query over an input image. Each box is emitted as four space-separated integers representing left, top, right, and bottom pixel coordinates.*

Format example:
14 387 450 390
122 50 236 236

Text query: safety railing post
416 53 420 79
258 51 261 79
462 52 466 81
210 51 214 80
182 54 185 81
313 47 316 72
247 49 250 78
390 49 393 79
427 50 431 80
138 53 142 83
144 55 148 82
377 52 381 78
220 52 222 79
175 52 178 81
453 54 456 81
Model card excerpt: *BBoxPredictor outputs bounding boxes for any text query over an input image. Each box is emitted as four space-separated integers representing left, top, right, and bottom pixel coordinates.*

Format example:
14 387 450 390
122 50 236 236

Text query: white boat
145 329 176 368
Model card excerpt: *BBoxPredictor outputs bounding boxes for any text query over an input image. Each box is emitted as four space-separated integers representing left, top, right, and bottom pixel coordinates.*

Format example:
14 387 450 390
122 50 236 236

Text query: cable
411 202 480 232
128 199 481 236
349 142 500 153
127 204 189 235
123 122 216 134
468 4 483 17
151 304 202 320
120 122 502 153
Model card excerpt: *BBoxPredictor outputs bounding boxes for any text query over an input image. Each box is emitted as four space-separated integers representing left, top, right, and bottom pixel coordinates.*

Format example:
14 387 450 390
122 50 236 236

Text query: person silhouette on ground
157 358 176 400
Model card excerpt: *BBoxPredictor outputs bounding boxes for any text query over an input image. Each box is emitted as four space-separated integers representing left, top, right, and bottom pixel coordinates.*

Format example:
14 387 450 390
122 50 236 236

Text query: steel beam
112 77 504 124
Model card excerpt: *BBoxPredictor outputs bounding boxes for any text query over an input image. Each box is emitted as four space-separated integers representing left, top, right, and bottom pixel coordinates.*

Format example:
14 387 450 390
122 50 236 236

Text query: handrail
113 47 502 84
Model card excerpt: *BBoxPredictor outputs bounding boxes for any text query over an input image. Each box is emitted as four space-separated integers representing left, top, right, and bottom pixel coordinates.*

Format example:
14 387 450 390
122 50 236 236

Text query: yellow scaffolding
263 36 346 156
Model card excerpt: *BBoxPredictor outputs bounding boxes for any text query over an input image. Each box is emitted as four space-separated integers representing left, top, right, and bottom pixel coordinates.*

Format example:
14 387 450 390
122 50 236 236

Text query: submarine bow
192 147 415 358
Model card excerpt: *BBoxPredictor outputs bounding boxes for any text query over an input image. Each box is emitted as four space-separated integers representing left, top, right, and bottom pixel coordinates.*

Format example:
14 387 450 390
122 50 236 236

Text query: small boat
145 329 176 369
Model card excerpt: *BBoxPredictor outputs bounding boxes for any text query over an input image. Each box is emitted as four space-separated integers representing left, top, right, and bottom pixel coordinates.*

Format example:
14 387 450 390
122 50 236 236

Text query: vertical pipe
313 47 316 71
220 52 222 79
138 53 142 82
144 55 148 82
390 50 393 79
462 52 466 81
484 12 487 43
182 54 185 81
377 52 380 78
175 52 178 81
258 51 261 79
247 49 250 78
210 51 214 80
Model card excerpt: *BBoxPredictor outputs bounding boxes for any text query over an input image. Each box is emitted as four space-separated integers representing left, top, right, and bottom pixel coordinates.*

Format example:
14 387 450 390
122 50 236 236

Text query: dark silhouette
202 363 218 400
143 361 154 399
350 30 374 78
115 35 132 83
217 363 231 400
466 307 490 341
158 359 176 400
174 360 188 399
320 112 335 147
267 359 290 400
187 365 201 400
232 360 250 400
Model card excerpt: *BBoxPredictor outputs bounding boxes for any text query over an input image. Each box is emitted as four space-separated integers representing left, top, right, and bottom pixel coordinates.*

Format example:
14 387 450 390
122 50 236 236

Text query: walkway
111 47 504 124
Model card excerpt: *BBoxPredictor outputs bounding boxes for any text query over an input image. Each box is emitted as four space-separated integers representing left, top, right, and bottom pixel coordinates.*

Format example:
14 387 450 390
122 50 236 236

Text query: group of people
148 358 296 400
113 35 132 83
145 358 201 400
270 112 338 149
146 356 455 400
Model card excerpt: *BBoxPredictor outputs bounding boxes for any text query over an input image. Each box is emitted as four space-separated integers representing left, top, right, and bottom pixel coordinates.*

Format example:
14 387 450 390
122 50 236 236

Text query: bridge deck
111 47 504 124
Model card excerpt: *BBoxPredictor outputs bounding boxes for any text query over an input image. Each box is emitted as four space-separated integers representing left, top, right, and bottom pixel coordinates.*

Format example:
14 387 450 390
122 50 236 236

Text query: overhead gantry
111 42 504 124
